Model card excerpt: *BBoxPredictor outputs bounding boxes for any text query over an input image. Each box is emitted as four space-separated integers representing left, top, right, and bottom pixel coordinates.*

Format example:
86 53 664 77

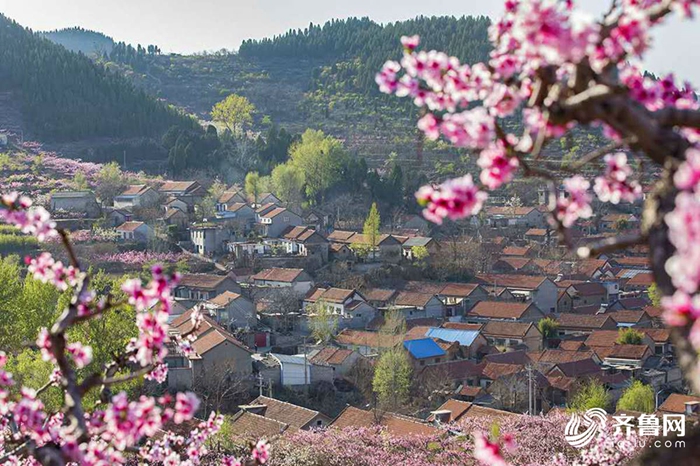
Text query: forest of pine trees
239 16 492 94
0 15 194 142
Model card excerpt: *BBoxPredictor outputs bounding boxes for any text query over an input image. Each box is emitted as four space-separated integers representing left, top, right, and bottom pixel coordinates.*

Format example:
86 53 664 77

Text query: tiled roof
458 386 485 397
642 306 664 319
527 349 596 364
442 322 484 331
557 313 614 329
439 283 482 297
225 202 249 213
474 274 547 290
227 411 290 441
218 191 245 203
641 328 671 343
496 257 533 270
658 394 700 414
260 207 288 219
115 221 146 232
248 396 323 429
305 287 356 304
179 273 231 290
251 268 305 283
611 256 649 268
404 326 432 341
159 181 198 192
501 246 532 256
480 321 535 338
609 310 649 323
568 282 607 296
483 350 530 365
525 228 548 236
469 301 535 320
548 358 600 377
331 406 437 436
584 330 625 347
428 399 516 422
282 226 322 242
558 340 586 351
394 291 435 308
207 291 243 307
613 297 649 310
626 273 653 287
362 288 398 303
419 359 483 380
596 344 650 360
329 242 350 252
120 184 149 196
327 230 356 242
403 236 434 247
310 347 355 366
485 206 536 216
256 203 277 214
335 329 403 349
481 362 524 379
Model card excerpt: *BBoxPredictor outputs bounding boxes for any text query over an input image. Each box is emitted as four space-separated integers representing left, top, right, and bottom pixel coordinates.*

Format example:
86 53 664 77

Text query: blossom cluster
97 251 186 265
27 251 83 291
0 192 57 241
415 175 487 224
593 153 642 204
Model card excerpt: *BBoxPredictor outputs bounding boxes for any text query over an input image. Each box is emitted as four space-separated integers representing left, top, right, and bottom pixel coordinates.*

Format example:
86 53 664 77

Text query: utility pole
257 372 263 397
527 364 533 415
268 378 273 398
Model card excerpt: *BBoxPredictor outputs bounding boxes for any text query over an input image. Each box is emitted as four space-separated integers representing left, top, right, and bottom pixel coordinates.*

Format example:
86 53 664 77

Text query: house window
283 216 290 222
420 360 425 366
434 358 440 363
316 420 323 426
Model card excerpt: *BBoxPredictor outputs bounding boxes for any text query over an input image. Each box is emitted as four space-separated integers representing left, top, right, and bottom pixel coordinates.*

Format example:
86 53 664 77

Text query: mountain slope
0 15 195 142
39 27 115 56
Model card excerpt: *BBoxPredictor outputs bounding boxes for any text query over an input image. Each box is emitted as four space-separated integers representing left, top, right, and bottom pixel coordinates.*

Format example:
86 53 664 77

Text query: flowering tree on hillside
0 195 268 465
377 0 700 463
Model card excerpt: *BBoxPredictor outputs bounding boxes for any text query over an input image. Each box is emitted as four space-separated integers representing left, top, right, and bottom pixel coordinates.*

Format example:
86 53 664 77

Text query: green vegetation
363 202 381 260
617 328 644 345
617 381 655 413
211 94 256 134
568 379 610 412
0 14 195 141
538 317 560 339
373 349 412 411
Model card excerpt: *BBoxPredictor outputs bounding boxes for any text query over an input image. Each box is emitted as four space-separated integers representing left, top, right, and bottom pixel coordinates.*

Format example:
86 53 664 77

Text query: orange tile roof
440 283 482 297
120 184 150 196
557 313 615 329
362 288 398 302
474 274 548 290
394 291 435 308
228 411 290 441
305 287 356 304
641 328 671 343
658 394 700 414
207 291 244 307
251 268 305 283
331 406 437 436
469 301 536 319
248 396 325 429
481 362 524 379
190 328 251 355
594 344 651 360
179 273 231 290
115 221 146 232
443 322 484 331
480 321 535 338
335 329 403 349
501 246 532 256
428 399 516 422
310 348 356 366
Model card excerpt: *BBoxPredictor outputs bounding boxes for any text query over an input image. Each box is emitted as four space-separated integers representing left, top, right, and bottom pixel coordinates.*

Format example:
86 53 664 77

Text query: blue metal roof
403 338 446 359
425 327 480 346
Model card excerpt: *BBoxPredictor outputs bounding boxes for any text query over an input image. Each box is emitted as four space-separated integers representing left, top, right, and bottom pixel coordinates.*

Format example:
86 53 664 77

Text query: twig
561 136 637 172
576 233 647 258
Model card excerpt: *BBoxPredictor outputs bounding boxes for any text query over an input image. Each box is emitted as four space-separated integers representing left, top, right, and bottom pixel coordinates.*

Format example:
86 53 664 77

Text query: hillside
39 27 115 56
110 16 495 171
0 15 194 144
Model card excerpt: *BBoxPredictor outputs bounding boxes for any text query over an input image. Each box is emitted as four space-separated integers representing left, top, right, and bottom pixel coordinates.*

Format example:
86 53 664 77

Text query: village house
280 226 329 262
104 207 132 227
202 291 256 329
392 291 445 320
474 274 559 314
466 301 545 323
239 396 332 430
258 207 303 238
190 223 233 256
477 321 544 352
49 191 101 217
501 245 535 257
524 228 554 245
161 207 188 228
609 310 653 328
225 411 290 444
403 338 448 368
484 206 547 228
624 272 654 292
166 310 253 390
641 328 673 355
309 347 363 378
113 185 159 210
438 283 490 316
657 394 700 421
331 406 438 436
565 282 609 308
492 257 540 274
215 202 256 225
268 353 330 387
361 288 399 309
115 221 153 241
163 197 189 215
258 192 282 206
216 190 247 211
327 230 404 263
556 313 618 336
421 327 488 359
175 273 241 301
428 399 518 424
329 242 353 262
335 329 403 355
401 236 440 260
251 268 314 294
303 287 376 329
158 181 206 211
